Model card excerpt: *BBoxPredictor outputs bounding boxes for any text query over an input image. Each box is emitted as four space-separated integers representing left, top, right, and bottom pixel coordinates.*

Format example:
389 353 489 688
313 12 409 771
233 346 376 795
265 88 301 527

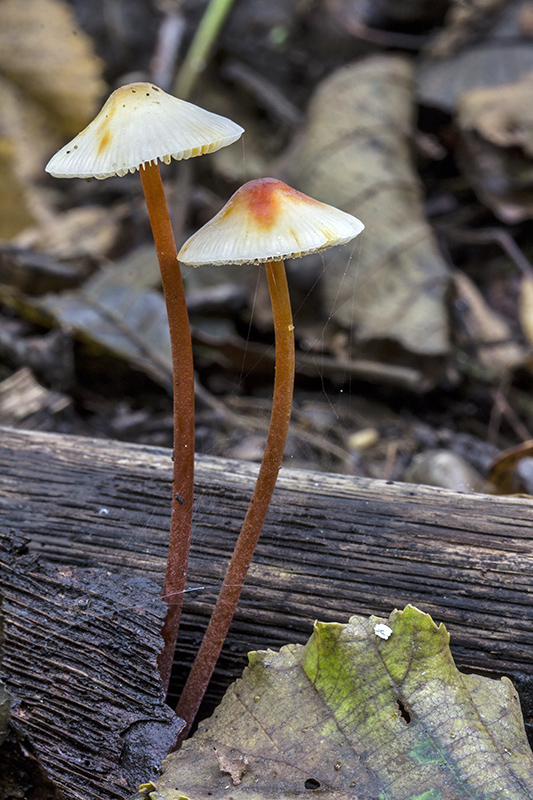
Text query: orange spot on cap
95 104 115 156
97 127 112 156
242 179 279 227
230 178 312 230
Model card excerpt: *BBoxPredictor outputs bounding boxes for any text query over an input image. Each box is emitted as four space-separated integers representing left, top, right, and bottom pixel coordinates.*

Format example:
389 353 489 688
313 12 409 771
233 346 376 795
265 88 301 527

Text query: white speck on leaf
374 623 392 640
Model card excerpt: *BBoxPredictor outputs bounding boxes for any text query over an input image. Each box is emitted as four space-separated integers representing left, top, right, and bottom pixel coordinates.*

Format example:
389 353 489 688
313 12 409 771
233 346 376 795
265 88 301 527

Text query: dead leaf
458 70 533 155
488 439 533 495
417 2 533 111
456 70 533 222
0 245 90 295
451 270 526 376
0 0 105 238
417 40 533 112
35 250 172 388
0 123 35 238
458 133 533 223
0 0 104 135
428 0 509 57
139 606 533 799
15 204 125 261
519 273 533 346
288 55 450 356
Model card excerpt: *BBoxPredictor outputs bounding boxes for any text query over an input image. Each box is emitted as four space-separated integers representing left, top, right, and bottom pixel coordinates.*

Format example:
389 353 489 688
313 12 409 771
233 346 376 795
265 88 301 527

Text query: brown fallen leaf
0 76 51 238
0 115 35 238
427 0 508 57
457 70 533 222
14 204 125 261
451 270 526 377
0 0 104 136
488 439 533 495
34 251 173 389
0 0 105 238
458 70 533 155
288 54 450 356
519 272 533 347
417 1 533 111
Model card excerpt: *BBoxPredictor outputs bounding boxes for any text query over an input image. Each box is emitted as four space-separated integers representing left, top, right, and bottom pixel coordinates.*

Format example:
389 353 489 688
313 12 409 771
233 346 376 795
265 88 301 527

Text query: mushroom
45 82 244 691
175 177 364 734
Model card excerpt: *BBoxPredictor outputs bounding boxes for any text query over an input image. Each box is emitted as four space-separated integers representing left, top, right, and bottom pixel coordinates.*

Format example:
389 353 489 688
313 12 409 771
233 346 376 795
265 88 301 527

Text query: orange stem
140 162 195 693
174 259 294 740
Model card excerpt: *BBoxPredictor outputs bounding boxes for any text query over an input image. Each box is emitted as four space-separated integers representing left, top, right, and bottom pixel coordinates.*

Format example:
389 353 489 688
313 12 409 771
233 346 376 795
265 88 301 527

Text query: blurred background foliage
2 0 533 495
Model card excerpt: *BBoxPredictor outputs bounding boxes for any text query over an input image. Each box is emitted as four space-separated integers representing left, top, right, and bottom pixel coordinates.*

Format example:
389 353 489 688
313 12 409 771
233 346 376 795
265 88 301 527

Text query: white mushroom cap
178 178 364 266
45 82 244 180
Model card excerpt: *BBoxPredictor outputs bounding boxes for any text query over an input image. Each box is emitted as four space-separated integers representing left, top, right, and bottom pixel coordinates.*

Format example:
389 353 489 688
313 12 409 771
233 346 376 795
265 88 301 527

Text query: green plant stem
140 162 195 694
174 259 295 741
174 0 237 99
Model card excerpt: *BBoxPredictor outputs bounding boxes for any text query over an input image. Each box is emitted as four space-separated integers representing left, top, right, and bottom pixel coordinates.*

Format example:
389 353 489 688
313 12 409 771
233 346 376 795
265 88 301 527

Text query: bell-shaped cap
45 82 244 180
178 178 364 266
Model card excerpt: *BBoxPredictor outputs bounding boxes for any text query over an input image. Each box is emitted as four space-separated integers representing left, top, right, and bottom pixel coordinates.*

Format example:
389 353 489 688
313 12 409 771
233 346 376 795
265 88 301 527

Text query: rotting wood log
0 531 182 800
1 425 532 737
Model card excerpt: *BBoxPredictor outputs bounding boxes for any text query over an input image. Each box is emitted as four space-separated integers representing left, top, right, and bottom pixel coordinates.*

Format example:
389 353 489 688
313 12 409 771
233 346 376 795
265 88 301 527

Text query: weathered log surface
1 425 533 725
0 531 182 800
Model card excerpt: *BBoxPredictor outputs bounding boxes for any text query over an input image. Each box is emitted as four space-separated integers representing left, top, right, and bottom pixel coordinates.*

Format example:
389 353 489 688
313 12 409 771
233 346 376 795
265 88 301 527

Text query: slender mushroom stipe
45 82 244 693
175 178 364 737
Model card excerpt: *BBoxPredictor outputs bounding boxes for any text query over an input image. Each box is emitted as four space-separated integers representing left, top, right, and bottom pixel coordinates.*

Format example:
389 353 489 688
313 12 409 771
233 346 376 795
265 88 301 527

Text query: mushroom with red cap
175 177 364 734
45 82 244 691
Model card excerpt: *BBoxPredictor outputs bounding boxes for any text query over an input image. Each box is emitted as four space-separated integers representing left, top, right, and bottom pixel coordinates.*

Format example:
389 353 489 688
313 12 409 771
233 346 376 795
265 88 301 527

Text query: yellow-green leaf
142 606 533 799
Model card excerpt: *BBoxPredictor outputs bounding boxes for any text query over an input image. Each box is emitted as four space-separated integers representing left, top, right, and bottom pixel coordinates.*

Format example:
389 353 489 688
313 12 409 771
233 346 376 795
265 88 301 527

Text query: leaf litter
2 7 533 489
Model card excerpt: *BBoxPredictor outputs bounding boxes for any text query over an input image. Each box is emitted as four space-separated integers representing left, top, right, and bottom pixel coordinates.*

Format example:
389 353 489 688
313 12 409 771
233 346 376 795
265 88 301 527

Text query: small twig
222 59 303 127
444 226 533 278
198 386 352 466
343 20 430 50
488 384 531 445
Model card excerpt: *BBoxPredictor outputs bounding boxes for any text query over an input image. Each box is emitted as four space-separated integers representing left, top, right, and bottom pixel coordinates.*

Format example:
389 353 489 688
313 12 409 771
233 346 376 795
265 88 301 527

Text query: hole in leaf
305 778 321 790
396 699 411 724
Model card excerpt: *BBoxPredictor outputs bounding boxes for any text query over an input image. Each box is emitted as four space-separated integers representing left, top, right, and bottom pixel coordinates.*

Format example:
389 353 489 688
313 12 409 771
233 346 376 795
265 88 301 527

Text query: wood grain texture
0 531 182 800
1 425 532 729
